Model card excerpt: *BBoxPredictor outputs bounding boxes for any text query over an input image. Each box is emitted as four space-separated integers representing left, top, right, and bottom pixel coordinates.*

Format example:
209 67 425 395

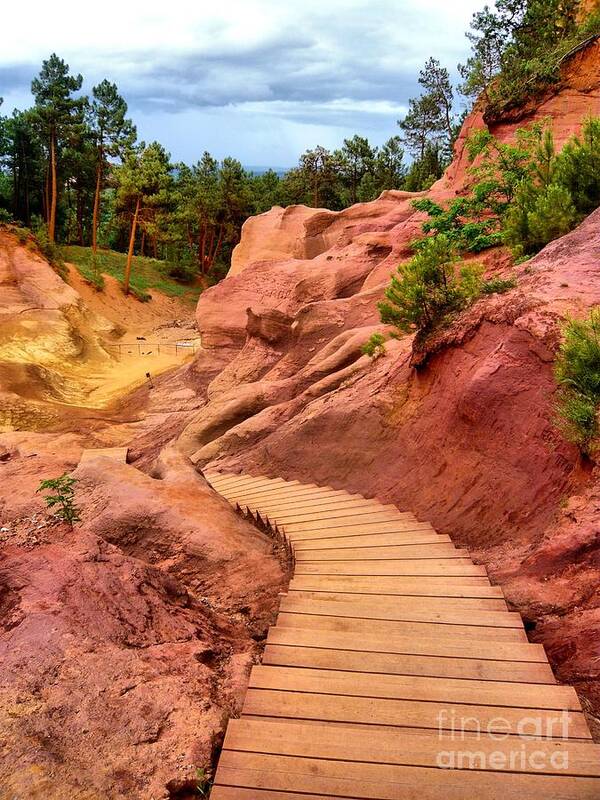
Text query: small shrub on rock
554 308 600 456
361 333 387 359
378 234 483 336
37 473 80 525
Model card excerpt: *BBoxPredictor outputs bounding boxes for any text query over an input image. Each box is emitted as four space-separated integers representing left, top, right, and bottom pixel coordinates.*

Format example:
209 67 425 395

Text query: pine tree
31 54 84 242
116 142 172 293
89 80 136 252
336 135 376 204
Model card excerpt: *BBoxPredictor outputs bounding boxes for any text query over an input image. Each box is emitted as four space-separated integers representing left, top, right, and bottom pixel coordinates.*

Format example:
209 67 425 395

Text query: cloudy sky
0 0 482 167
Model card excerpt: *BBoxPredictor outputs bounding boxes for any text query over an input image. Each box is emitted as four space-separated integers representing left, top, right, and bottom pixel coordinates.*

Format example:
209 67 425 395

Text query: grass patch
62 245 203 304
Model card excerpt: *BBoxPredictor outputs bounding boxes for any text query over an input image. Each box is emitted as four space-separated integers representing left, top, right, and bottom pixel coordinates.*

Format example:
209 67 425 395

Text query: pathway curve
206 471 600 799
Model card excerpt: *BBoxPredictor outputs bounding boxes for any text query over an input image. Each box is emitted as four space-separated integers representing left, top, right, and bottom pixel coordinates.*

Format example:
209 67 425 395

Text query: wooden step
241 692 593 739
266 626 547 661
286 521 435 541
284 589 508 610
207 473 599 800
275 613 527 641
293 560 488 577
248 665 579 711
262 644 556 684
288 575 503 596
293 531 451 549
294 543 468 560
277 597 523 628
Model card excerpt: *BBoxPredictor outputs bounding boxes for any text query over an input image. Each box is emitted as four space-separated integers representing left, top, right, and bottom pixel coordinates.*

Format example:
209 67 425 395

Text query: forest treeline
0 0 598 284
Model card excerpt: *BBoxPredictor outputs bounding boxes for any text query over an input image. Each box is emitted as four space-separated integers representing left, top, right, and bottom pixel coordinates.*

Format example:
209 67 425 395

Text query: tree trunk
207 223 225 272
92 160 102 253
76 190 84 245
199 221 207 273
205 225 215 271
43 165 50 224
48 132 57 243
123 197 140 295
140 228 146 257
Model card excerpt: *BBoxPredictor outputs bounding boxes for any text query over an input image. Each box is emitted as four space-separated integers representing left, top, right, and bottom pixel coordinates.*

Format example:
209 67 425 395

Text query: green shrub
361 333 387 359
37 473 80 525
412 197 503 253
481 275 517 295
555 117 600 217
505 182 578 255
14 226 30 244
468 118 600 257
378 235 483 336
554 308 600 456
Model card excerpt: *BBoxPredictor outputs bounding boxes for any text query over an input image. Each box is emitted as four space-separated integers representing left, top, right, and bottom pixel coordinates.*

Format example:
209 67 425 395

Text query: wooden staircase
205 471 600 799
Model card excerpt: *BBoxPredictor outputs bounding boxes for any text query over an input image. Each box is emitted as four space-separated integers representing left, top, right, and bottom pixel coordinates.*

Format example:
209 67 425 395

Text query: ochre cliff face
187 40 600 733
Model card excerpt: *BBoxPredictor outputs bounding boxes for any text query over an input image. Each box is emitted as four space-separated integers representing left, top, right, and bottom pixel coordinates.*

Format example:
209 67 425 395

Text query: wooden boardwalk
205 471 600 799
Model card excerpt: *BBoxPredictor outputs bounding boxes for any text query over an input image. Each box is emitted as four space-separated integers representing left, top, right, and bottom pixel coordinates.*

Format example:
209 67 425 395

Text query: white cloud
0 0 483 164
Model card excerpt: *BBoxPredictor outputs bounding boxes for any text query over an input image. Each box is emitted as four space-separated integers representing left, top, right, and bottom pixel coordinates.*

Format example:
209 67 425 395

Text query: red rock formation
0 435 285 798
185 39 600 733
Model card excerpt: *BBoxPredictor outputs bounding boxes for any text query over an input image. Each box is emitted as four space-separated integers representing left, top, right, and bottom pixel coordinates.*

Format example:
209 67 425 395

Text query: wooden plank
277 597 523 629
224 719 600 771
248 665 578 710
276 612 527 641
294 544 468 560
262 644 556 684
227 485 348 502
286 522 436 541
293 561 487 576
288 575 503 596
285 590 508 610
267 506 403 524
207 473 274 489
241 693 594 741
293 532 451 549
284 512 414 531
250 496 393 513
214 751 600 799
266 627 547 662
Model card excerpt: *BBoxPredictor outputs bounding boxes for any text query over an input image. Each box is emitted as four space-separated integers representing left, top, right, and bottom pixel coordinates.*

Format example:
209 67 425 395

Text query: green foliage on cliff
555 308 600 456
378 235 483 336
460 0 600 118
469 116 600 255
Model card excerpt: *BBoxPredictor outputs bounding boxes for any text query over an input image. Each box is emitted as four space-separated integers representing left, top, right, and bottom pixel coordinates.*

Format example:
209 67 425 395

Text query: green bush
554 308 600 456
481 275 517 295
412 197 503 253
361 333 387 359
555 117 600 217
468 118 600 257
505 182 578 255
378 235 483 336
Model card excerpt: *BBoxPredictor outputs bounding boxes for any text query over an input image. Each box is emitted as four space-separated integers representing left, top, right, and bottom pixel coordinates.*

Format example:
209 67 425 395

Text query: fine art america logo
435 709 572 771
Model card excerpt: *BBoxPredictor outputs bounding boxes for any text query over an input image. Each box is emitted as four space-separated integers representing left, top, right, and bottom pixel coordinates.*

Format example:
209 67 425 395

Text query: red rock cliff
186 38 600 733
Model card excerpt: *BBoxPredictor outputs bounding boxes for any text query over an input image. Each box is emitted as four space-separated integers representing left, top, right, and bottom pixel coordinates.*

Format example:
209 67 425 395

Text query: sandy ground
59 266 201 408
